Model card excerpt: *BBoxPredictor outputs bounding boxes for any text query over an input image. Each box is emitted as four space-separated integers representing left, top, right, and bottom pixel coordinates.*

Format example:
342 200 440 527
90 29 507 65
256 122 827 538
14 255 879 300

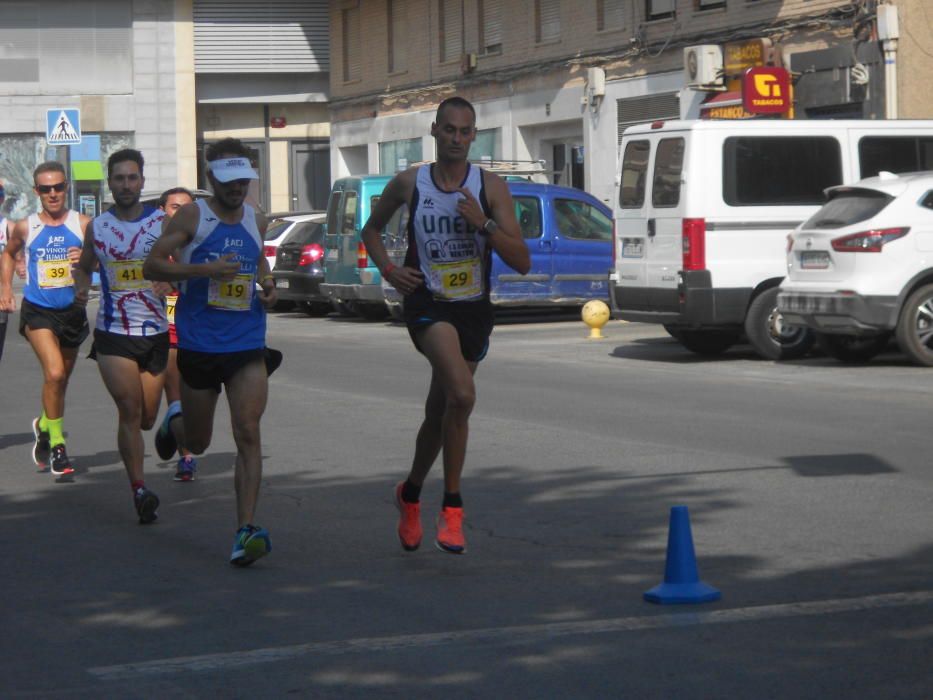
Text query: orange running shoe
394 482 422 551
435 506 466 554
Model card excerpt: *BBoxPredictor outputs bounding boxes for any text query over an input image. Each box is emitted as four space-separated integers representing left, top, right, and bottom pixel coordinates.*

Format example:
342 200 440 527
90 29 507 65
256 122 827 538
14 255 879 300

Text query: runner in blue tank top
144 138 279 566
0 162 91 477
361 97 531 555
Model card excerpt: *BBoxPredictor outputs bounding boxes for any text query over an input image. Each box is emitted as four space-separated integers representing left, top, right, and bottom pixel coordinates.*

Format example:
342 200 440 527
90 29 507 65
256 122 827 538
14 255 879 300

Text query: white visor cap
208 157 259 183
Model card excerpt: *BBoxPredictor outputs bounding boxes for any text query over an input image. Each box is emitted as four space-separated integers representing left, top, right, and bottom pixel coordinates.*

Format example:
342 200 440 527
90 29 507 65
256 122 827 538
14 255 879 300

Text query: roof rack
411 159 548 182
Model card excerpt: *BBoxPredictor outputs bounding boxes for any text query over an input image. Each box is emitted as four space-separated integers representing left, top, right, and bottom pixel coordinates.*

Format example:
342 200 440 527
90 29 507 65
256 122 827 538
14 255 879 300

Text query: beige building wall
895 0 933 118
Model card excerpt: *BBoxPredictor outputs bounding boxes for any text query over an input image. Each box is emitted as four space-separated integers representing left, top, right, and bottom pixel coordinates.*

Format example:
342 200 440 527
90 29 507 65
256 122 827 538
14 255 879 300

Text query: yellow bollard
582 300 610 340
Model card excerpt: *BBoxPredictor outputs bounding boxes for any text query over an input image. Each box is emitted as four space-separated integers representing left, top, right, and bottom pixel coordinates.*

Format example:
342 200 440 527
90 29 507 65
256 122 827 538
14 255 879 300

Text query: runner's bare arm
72 220 97 307
144 203 238 282
361 169 423 290
458 173 530 274
0 219 26 310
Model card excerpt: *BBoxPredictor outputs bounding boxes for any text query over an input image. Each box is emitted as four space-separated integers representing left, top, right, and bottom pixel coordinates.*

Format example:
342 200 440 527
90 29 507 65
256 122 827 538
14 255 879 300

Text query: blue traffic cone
644 505 721 605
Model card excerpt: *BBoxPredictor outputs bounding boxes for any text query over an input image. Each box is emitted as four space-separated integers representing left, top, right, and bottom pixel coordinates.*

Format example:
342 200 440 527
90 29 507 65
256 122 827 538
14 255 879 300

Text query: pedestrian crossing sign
46 109 81 145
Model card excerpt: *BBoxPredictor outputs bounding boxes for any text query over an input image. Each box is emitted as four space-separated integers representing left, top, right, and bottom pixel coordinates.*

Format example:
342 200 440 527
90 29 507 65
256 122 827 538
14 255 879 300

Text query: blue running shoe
154 413 177 461
173 455 197 482
230 525 271 567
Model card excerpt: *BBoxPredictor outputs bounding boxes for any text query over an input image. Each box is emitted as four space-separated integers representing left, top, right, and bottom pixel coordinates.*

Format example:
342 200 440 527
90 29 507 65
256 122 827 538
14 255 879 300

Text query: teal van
320 175 405 319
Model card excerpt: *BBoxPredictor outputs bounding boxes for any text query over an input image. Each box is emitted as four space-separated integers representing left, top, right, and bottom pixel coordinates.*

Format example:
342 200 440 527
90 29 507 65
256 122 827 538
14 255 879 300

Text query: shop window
470 129 499 161
379 138 423 175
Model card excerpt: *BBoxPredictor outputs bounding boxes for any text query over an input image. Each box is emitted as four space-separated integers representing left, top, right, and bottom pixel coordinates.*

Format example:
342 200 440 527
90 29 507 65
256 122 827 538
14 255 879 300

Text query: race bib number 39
107 259 148 291
430 259 483 300
208 273 253 311
38 259 73 288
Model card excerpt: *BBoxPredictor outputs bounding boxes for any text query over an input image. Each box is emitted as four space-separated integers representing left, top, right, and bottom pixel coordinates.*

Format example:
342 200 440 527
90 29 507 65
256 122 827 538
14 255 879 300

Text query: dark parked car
271 213 329 316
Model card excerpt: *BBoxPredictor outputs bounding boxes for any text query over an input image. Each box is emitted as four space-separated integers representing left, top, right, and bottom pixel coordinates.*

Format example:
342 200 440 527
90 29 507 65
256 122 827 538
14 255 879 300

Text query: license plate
278 279 289 289
325 249 338 261
800 251 830 270
621 238 644 258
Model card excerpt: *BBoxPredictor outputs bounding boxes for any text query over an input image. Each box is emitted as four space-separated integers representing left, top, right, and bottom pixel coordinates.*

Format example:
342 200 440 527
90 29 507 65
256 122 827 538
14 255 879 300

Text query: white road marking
89 590 933 680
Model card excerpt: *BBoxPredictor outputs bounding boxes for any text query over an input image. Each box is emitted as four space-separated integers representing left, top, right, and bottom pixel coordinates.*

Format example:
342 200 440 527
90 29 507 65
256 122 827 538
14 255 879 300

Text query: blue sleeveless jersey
175 199 266 352
23 210 83 310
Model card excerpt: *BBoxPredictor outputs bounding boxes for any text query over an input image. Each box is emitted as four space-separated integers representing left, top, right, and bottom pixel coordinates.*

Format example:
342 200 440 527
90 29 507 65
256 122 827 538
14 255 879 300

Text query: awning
699 91 755 119
71 161 105 181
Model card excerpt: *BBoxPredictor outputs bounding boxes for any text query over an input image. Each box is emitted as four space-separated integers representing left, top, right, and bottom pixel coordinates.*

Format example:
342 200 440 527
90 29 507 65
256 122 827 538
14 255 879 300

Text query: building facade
328 0 933 207
0 0 331 221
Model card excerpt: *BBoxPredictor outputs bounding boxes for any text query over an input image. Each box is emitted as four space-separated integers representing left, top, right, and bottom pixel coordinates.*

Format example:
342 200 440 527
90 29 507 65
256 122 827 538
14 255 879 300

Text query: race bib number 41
38 259 73 288
107 259 149 291
429 259 482 300
208 273 253 311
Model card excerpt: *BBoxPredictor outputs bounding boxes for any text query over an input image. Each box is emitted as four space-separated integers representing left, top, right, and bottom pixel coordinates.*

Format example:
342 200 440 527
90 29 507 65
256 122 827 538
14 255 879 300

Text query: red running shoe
435 506 466 554
394 482 422 551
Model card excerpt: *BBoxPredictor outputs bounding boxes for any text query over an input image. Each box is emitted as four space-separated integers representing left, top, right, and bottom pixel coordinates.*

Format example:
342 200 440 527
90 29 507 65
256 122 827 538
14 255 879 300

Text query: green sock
39 411 49 432
47 417 64 448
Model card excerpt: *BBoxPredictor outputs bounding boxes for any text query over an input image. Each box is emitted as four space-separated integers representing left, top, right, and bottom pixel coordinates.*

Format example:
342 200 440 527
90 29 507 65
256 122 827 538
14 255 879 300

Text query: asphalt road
2 302 932 699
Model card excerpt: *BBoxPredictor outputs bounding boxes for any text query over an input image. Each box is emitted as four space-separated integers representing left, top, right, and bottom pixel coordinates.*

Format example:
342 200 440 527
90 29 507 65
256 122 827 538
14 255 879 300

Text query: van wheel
895 283 933 366
745 287 815 361
816 332 890 363
301 302 331 317
679 330 739 356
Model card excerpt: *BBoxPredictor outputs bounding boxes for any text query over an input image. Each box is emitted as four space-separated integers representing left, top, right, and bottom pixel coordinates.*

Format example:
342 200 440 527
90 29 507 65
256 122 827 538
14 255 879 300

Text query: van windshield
723 136 842 206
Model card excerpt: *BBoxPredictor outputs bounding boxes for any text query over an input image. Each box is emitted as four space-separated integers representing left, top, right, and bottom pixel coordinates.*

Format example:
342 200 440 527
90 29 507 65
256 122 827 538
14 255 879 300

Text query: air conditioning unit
684 44 723 88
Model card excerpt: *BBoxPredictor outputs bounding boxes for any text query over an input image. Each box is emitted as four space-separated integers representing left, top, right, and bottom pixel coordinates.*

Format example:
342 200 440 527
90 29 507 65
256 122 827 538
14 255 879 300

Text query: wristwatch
482 218 498 236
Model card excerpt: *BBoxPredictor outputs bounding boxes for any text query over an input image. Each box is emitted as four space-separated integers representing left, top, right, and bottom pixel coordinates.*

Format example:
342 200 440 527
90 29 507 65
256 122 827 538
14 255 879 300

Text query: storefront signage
742 67 791 114
724 39 769 76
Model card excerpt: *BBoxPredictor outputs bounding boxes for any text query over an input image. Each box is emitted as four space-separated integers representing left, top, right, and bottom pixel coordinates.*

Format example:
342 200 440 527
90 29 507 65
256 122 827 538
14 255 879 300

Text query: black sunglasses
36 182 67 194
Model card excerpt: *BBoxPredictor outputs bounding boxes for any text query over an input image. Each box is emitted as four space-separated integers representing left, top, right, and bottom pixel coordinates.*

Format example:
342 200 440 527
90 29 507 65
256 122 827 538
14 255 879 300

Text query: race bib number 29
208 273 253 311
430 259 482 300
38 259 73 288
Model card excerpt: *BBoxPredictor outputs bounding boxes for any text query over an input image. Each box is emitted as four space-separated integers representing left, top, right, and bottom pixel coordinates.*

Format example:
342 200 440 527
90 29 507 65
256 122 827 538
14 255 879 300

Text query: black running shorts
19 298 89 348
90 329 169 374
177 347 266 392
403 290 494 363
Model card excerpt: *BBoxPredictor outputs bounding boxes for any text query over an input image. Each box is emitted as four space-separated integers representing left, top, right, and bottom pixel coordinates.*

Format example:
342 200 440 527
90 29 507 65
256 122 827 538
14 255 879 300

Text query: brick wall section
331 0 856 109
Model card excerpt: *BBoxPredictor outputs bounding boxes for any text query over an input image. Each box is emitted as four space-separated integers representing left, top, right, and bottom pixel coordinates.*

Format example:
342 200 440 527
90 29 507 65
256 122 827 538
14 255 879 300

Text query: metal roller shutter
617 92 680 142
194 0 329 73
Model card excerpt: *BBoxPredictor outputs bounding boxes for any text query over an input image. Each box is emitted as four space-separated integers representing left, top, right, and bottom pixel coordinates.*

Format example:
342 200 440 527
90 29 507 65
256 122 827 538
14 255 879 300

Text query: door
615 137 652 299
645 136 686 305
291 141 331 211
492 193 552 303
549 195 613 302
551 143 585 189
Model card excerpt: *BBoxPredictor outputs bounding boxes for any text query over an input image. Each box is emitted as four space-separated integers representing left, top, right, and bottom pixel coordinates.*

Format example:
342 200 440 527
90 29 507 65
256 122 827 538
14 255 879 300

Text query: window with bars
387 0 407 73
535 0 561 44
597 0 626 31
439 0 463 64
342 5 361 82
478 0 503 55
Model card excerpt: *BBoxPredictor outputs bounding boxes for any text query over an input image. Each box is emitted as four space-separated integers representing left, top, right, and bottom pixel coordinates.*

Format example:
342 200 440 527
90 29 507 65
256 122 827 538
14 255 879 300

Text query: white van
609 119 933 359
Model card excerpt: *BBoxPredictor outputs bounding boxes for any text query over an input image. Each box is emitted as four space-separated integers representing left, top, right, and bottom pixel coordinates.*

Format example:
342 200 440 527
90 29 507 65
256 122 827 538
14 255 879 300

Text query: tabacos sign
742 67 791 114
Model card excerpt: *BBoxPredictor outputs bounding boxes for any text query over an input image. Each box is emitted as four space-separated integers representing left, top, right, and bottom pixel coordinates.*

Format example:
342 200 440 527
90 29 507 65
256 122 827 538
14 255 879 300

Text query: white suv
778 171 933 365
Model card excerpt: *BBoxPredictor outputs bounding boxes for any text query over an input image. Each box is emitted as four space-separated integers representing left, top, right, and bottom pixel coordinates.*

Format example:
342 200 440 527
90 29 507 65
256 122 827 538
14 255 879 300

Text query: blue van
383 181 613 315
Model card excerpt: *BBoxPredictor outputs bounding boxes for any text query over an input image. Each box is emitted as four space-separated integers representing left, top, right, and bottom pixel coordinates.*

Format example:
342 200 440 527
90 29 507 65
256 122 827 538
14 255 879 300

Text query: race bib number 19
208 273 253 311
38 259 73 288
